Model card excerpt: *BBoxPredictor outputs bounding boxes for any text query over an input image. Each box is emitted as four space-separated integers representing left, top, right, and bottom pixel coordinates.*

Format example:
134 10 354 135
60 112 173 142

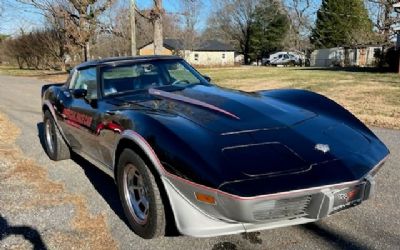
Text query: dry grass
0 65 68 82
1 65 399 129
0 112 117 250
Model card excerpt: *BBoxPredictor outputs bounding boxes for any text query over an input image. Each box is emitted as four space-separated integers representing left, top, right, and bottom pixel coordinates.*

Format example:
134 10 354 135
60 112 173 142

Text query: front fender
260 89 373 136
113 112 222 188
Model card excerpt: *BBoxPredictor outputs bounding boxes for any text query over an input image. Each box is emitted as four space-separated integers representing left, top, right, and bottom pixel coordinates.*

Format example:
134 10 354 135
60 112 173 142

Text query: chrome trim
368 155 389 177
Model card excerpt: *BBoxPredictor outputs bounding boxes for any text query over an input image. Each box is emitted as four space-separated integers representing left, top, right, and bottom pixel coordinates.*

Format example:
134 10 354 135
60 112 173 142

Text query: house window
194 53 199 61
222 53 226 59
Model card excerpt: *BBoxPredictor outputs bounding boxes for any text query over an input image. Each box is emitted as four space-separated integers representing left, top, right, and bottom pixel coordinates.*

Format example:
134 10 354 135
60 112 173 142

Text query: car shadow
0 216 47 250
37 122 47 154
302 223 369 250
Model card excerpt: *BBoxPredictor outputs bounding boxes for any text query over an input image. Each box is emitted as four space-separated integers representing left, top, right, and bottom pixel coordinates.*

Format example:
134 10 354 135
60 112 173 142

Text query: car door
276 54 283 64
283 54 290 64
59 66 102 158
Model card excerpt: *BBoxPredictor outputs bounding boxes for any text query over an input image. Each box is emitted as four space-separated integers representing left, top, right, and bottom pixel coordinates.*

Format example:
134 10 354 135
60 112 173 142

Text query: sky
0 0 325 35
0 0 213 36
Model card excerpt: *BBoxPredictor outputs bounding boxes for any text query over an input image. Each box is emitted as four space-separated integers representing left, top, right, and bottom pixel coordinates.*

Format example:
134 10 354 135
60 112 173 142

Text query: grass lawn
1 65 399 129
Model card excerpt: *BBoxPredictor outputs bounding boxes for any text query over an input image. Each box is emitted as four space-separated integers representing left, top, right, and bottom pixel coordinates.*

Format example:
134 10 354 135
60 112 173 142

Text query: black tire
43 110 70 161
117 148 166 239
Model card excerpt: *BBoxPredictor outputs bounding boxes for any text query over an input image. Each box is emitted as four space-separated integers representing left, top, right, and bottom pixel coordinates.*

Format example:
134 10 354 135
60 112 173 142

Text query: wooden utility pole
153 0 163 55
130 0 137 56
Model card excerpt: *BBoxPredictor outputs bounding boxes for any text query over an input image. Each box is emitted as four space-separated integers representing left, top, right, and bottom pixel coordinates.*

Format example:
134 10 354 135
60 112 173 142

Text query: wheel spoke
128 185 140 194
139 196 149 210
124 164 150 225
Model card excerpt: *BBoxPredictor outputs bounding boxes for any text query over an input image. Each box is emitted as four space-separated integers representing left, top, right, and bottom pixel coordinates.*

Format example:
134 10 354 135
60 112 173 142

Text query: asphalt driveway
0 75 399 249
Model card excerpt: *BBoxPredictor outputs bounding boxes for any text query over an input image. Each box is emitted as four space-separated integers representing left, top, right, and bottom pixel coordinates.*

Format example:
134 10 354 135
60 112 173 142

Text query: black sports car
41 56 389 239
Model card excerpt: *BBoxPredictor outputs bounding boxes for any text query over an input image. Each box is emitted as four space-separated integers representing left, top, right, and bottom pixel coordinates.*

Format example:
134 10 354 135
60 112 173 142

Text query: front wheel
117 149 166 239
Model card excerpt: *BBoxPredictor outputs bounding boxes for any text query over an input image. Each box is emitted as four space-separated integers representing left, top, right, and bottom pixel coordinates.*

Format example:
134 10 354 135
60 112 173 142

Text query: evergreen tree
311 0 374 48
251 0 289 60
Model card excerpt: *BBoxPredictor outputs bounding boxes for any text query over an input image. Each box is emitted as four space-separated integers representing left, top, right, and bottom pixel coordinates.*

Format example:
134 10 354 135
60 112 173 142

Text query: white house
139 39 236 66
310 45 382 67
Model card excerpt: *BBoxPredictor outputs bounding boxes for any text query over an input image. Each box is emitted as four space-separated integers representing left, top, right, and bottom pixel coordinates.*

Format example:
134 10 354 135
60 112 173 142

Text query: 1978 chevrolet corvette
41 56 389 239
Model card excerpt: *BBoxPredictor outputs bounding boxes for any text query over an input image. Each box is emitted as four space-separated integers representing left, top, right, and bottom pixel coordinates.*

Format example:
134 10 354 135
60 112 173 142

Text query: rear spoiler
41 83 65 98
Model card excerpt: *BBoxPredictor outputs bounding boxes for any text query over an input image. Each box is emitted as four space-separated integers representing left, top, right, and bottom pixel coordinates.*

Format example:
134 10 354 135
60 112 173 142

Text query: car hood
139 84 318 134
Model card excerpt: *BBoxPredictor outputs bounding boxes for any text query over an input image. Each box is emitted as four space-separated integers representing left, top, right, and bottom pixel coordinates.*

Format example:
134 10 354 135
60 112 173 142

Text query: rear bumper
161 173 376 237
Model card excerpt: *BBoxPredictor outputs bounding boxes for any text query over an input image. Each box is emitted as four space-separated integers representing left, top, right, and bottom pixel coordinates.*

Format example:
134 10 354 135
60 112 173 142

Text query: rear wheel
117 148 166 239
43 110 70 161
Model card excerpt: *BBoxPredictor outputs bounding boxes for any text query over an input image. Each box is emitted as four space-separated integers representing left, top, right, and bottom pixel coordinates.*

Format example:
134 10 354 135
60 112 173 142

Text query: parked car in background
262 52 304 66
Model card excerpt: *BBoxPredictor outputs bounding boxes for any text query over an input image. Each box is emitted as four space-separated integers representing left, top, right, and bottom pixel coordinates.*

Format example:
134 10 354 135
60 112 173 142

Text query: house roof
139 39 235 52
164 39 185 50
194 40 234 51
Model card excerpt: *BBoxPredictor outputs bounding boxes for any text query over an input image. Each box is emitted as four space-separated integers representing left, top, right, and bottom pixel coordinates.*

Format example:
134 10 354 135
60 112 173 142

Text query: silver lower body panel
161 175 375 237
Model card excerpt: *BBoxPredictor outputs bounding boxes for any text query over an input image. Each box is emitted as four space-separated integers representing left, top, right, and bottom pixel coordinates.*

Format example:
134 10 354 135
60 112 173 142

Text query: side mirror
203 75 211 82
72 89 87 99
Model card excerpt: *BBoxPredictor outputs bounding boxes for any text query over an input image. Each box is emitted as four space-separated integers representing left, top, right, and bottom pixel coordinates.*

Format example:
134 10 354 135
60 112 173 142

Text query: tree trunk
398 49 400 75
344 48 350 67
382 3 391 45
244 30 251 65
83 42 90 62
16 57 23 69
153 0 163 55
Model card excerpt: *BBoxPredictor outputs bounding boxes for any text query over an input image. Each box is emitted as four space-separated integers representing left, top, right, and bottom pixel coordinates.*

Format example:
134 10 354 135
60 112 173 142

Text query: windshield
101 59 209 97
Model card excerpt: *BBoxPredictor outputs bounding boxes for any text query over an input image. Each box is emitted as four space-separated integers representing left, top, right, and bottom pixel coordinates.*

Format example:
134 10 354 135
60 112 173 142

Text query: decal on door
62 108 93 127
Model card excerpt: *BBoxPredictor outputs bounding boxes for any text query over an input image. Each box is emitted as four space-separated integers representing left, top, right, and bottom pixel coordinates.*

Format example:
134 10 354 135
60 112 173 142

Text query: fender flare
113 130 166 177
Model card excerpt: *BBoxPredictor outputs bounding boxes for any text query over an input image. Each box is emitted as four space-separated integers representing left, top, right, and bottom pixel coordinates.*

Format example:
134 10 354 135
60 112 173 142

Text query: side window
194 53 199 61
71 67 97 99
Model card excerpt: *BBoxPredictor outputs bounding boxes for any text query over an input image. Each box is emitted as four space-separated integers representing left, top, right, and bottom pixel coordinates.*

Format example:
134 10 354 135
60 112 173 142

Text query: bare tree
17 0 116 62
284 0 317 51
93 4 180 58
177 0 203 51
208 0 258 64
2 28 67 69
365 0 399 45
